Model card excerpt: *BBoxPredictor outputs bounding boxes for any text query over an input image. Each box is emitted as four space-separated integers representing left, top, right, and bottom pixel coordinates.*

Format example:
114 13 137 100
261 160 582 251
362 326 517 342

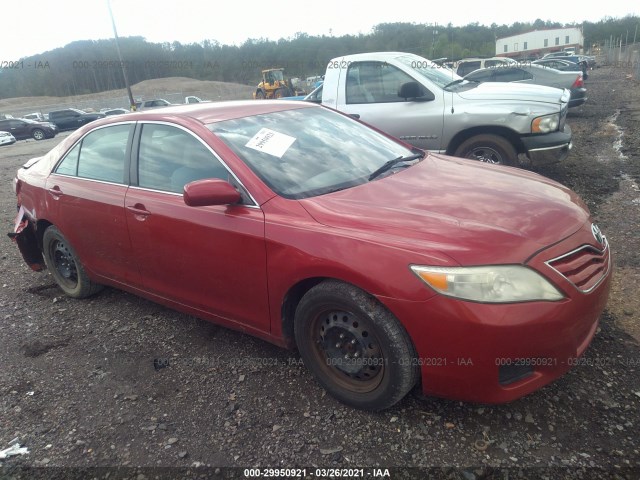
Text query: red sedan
10 101 611 410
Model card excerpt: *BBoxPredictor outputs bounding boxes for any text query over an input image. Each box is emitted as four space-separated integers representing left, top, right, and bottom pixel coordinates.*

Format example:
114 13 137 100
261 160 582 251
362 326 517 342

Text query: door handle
126 205 151 215
348 113 360 119
47 187 63 199
126 204 151 218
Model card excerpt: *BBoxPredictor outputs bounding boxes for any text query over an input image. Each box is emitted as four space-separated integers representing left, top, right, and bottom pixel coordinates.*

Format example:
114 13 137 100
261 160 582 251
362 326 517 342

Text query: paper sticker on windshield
245 128 296 158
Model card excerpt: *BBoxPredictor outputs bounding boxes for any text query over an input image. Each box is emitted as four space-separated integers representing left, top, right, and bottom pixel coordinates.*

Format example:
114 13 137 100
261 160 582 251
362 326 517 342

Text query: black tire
254 90 265 99
294 280 418 411
453 134 517 165
32 129 45 140
274 87 292 98
42 226 102 298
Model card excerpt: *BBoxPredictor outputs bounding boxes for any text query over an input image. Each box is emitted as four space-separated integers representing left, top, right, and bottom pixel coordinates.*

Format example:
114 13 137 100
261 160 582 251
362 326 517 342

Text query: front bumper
522 124 572 166
381 222 611 404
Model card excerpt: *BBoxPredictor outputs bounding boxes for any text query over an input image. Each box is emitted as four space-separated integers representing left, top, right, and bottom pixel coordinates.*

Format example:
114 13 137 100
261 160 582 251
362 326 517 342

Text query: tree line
0 15 638 99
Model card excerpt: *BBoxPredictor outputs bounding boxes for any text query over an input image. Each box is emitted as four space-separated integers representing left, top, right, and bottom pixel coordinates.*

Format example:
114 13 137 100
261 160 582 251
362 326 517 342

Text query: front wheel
254 90 265 100
32 129 45 140
274 87 292 98
294 280 418 411
453 134 517 166
42 226 102 298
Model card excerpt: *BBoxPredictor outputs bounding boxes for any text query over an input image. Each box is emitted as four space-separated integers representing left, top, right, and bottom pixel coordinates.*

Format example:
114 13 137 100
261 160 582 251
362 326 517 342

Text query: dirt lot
1 67 639 479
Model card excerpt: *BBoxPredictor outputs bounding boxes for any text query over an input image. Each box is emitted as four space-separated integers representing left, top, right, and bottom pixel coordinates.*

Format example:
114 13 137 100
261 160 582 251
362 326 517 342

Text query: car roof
124 100 318 125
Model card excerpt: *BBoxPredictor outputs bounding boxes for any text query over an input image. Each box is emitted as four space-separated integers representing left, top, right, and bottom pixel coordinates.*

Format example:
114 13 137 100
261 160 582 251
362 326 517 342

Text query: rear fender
7 206 45 271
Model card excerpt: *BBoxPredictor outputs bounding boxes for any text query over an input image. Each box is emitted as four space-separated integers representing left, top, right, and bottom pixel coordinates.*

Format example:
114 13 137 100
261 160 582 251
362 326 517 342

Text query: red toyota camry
10 101 611 410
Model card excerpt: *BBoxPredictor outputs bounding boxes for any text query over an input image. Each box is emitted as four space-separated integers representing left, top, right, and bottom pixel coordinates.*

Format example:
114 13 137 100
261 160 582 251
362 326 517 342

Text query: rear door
124 122 270 331
45 122 139 286
335 61 444 151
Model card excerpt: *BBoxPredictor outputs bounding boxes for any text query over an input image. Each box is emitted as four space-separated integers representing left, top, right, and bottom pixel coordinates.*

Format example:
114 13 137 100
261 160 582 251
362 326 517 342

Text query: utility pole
107 0 136 111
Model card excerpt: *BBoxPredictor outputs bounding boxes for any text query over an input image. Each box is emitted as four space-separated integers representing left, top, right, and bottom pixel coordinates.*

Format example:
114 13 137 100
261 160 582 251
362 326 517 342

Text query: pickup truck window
346 62 418 104
395 55 462 89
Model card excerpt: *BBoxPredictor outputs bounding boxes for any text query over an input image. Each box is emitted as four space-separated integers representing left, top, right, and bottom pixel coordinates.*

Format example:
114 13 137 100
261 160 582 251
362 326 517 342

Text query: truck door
335 61 445 151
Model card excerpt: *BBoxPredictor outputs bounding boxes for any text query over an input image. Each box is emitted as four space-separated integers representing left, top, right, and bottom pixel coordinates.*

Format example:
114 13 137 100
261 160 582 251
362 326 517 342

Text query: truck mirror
398 82 435 102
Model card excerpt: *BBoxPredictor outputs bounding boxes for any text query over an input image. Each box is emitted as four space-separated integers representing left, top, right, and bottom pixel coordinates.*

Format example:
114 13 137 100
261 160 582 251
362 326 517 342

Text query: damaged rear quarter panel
9 206 45 271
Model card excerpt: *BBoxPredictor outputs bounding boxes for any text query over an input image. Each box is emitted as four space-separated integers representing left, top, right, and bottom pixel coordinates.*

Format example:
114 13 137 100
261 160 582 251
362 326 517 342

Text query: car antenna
449 35 455 114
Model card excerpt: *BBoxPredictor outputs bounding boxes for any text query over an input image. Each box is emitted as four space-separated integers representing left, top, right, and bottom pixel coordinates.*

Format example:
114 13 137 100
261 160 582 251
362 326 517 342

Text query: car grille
546 239 610 293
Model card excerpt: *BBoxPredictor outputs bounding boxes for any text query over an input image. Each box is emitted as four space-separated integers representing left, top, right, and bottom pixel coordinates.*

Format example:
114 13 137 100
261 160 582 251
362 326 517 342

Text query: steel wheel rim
310 309 384 393
51 240 78 288
468 146 503 164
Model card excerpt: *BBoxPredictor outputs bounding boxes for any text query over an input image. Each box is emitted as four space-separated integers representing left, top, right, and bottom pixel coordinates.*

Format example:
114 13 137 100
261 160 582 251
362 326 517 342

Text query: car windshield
395 54 463 90
208 107 416 199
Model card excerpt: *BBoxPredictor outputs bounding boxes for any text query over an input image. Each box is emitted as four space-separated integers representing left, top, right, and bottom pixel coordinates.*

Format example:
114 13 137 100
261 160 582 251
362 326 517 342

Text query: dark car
464 64 587 108
48 108 105 131
0 118 58 140
11 101 611 410
533 58 584 73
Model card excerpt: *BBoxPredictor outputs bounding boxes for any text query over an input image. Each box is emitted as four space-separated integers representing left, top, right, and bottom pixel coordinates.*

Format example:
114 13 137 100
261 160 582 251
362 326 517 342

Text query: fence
601 42 640 80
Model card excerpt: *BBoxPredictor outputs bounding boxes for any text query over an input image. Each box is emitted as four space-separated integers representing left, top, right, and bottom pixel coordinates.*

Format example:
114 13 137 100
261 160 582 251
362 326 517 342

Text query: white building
496 27 584 58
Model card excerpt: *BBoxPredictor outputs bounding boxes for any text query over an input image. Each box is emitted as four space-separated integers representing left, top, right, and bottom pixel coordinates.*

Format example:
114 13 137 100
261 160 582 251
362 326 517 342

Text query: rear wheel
42 226 102 298
454 134 517 166
32 129 45 140
294 280 418 410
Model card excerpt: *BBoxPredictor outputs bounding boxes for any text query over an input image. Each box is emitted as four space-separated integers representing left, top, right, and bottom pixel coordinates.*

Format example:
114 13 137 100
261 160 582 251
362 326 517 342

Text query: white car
0 131 16 146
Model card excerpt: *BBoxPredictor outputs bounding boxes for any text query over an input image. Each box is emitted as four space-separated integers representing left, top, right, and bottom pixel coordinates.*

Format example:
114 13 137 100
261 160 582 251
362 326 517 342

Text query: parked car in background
48 108 105 131
22 112 45 122
135 99 176 110
455 57 517 76
185 96 210 104
0 131 16 146
101 108 130 116
10 101 611 410
543 51 571 59
548 55 590 78
533 58 584 73
320 52 572 166
464 64 587 108
0 118 58 140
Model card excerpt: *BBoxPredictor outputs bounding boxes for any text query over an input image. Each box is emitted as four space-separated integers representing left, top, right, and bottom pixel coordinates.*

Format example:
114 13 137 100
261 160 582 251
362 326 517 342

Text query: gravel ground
1 66 639 480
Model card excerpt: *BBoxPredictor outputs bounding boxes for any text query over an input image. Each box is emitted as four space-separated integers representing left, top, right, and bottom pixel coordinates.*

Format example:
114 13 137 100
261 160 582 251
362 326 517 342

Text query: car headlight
531 113 560 133
410 265 564 303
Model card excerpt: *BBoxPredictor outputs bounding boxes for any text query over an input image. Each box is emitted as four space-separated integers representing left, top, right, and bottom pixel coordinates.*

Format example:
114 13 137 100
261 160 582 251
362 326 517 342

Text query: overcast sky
2 0 638 60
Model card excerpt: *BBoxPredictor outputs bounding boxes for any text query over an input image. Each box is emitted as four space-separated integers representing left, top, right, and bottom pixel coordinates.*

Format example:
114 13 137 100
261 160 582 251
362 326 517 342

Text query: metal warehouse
496 27 584 58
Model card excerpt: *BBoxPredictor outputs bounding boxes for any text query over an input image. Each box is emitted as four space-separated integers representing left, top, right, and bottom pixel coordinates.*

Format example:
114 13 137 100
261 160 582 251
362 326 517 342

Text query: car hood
457 81 569 105
298 154 589 266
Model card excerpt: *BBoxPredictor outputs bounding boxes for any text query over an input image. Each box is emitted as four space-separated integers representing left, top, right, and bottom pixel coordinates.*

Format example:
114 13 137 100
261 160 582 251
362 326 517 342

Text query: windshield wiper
368 152 424 181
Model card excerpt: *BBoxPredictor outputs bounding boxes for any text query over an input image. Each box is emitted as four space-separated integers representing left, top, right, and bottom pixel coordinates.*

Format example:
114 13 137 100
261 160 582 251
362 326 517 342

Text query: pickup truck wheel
454 134 517 166
294 280 418 411
42 226 102 298
32 129 45 140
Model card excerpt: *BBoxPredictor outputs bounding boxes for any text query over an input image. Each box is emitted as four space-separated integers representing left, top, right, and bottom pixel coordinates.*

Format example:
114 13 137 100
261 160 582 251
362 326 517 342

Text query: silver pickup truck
318 52 572 166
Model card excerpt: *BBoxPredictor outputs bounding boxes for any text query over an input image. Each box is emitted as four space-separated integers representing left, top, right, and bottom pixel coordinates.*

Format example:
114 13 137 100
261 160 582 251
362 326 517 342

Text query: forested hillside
1 16 637 99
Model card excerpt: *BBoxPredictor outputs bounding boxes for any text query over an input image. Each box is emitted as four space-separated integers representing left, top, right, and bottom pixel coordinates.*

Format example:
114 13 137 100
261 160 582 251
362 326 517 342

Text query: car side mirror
183 179 241 207
398 82 435 102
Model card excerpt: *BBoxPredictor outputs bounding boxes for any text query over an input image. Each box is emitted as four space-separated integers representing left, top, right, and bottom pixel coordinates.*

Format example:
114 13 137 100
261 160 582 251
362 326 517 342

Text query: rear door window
55 124 132 183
